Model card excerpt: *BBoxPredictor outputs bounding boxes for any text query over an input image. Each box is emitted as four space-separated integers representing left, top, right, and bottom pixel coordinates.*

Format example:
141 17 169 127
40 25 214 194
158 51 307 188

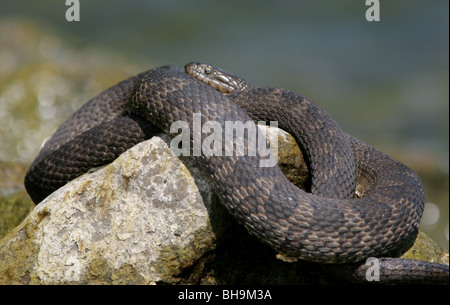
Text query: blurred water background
0 0 448 249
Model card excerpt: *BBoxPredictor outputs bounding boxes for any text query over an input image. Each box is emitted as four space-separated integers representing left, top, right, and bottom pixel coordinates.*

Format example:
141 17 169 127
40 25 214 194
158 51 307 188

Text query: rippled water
1 1 448 249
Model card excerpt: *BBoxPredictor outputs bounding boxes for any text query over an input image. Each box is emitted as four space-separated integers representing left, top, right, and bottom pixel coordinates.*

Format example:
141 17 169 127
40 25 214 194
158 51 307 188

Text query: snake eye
204 67 211 74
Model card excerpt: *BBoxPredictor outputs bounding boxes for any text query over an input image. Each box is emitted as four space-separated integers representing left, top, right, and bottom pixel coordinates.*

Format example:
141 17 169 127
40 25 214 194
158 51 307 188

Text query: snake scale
24 63 449 283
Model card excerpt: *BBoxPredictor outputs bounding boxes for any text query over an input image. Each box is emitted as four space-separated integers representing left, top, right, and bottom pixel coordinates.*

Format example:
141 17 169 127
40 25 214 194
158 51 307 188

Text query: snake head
185 62 253 94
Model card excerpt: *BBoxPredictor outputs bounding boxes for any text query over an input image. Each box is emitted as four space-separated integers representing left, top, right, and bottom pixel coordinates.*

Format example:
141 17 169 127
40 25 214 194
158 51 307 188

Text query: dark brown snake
24 63 449 284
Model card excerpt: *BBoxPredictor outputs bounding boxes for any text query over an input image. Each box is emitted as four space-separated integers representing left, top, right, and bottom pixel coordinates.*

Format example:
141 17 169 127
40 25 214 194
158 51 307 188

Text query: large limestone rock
0 133 219 284
0 128 447 284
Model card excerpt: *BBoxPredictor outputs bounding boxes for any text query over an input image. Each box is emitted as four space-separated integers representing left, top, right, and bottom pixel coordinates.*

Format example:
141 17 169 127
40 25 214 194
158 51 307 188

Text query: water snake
24 63 449 283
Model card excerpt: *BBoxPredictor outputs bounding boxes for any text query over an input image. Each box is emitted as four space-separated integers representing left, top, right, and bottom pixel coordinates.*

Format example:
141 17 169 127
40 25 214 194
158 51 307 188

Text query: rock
0 127 447 284
0 161 35 240
0 133 220 284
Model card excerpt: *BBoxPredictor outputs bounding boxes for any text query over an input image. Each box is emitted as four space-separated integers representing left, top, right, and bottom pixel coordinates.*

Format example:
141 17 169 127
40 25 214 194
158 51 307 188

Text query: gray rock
0 133 219 284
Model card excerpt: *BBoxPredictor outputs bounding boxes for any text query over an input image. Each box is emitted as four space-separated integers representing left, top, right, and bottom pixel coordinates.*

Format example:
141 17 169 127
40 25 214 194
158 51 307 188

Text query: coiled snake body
24 63 449 283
